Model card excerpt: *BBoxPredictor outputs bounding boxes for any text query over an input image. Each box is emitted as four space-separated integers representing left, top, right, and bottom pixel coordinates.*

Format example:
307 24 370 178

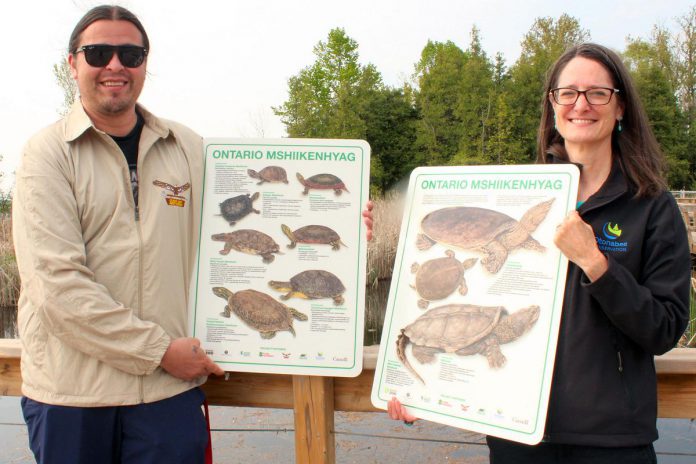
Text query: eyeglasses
74 44 148 68
550 87 620 106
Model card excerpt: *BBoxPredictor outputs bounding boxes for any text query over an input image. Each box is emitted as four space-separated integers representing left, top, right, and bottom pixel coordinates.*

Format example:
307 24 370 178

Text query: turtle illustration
219 192 260 226
410 250 478 309
247 166 288 185
281 224 347 250
296 173 349 195
212 287 308 339
397 304 540 384
268 270 346 305
211 229 281 263
416 199 554 274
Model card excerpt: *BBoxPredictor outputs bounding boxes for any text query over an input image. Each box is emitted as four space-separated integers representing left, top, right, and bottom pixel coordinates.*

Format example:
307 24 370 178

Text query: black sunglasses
74 44 148 68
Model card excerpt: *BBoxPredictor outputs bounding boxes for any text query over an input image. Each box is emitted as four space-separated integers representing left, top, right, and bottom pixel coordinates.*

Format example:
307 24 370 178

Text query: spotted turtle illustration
219 192 260 226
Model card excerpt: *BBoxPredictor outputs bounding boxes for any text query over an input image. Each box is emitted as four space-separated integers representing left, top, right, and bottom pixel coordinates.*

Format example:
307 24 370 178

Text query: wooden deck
1 340 695 463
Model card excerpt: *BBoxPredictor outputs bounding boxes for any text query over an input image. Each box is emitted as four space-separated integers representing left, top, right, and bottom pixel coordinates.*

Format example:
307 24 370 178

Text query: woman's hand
554 211 608 281
362 200 374 241
387 397 419 424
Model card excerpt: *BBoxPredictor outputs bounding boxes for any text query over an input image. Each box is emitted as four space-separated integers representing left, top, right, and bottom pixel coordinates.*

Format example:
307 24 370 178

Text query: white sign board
371 164 579 444
189 138 370 377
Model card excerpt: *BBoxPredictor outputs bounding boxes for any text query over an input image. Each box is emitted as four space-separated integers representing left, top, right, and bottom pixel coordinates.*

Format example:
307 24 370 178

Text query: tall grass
0 214 19 307
364 192 404 345
0 214 19 338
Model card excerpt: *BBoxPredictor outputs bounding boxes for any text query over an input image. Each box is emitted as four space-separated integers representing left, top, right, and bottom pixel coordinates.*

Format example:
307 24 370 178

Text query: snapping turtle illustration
416 199 554 274
212 287 308 339
281 224 346 250
211 230 281 263
269 270 346 305
411 250 478 309
296 173 349 195
219 192 260 226
247 166 288 185
397 304 540 384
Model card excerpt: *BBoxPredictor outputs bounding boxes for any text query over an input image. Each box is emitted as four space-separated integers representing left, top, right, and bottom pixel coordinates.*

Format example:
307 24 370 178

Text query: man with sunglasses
12 5 223 464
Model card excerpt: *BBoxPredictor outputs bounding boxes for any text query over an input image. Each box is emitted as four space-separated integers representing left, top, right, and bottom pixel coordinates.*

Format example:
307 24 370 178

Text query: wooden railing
1 339 695 463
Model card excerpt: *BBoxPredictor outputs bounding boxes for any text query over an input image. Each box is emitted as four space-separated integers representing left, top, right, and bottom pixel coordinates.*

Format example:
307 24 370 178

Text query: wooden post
293 375 335 464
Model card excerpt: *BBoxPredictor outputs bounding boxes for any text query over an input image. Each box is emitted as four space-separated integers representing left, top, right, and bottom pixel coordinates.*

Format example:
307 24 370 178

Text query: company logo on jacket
596 222 628 252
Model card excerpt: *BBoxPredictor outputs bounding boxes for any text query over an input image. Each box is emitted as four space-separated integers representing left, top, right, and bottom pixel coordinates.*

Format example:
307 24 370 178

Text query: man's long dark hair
537 43 667 197
68 5 149 54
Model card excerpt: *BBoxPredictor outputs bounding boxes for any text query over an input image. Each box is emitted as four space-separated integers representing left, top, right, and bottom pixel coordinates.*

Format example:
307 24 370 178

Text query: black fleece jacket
544 159 690 446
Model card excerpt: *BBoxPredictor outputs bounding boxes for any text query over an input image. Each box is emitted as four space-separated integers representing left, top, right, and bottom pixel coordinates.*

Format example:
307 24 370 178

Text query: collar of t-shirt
109 111 144 206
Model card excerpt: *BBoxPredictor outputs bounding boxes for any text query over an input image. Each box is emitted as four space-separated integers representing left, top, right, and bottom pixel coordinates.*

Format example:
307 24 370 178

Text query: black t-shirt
110 111 144 207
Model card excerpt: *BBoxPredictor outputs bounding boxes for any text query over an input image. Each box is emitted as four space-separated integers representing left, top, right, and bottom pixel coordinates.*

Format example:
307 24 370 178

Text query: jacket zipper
133 161 145 403
617 351 624 372
105 133 146 402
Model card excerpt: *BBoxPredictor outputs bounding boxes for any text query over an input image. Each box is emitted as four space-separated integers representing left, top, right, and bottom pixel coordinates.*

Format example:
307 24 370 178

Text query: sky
0 0 694 190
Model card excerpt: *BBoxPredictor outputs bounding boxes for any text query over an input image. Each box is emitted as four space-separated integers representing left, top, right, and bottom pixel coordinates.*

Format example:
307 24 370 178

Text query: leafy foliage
276 10 695 193
53 54 77 116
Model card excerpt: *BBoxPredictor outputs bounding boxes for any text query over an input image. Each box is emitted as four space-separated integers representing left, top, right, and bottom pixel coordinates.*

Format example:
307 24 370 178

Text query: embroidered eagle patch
153 180 190 207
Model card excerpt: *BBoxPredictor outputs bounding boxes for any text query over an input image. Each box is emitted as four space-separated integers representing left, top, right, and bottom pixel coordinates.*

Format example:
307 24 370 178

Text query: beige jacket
13 102 205 406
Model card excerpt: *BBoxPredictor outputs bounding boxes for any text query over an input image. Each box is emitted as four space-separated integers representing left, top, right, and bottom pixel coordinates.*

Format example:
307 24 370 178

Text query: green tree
674 6 696 187
275 28 419 194
274 28 381 139
625 30 690 188
412 40 467 165
363 87 418 192
504 15 590 162
54 54 77 116
450 27 496 166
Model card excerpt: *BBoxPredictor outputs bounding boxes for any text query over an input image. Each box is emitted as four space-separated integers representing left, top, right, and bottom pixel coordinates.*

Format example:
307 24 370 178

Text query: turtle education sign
189 138 370 377
371 164 579 444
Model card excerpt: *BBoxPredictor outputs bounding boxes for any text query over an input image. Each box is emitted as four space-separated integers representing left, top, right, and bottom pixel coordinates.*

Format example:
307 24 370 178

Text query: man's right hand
160 337 224 380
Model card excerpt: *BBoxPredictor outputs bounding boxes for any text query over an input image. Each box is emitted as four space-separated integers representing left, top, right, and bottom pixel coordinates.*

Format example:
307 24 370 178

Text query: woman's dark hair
537 43 666 197
68 5 149 54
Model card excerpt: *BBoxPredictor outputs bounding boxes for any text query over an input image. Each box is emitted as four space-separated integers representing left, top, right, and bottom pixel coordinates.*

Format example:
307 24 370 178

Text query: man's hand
160 337 224 381
362 200 374 241
387 397 419 424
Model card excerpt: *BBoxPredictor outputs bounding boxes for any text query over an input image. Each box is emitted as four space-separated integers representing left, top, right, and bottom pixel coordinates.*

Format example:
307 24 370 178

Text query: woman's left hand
554 211 608 282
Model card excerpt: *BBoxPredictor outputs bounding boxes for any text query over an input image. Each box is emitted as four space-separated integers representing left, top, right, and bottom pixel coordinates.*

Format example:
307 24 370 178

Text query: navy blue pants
22 387 208 464
487 436 657 464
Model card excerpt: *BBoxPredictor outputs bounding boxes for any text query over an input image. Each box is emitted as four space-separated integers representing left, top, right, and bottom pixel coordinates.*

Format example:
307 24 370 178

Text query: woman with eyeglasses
371 43 690 463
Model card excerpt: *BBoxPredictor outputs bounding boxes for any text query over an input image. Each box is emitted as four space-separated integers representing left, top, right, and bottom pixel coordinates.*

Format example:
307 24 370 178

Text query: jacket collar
545 152 629 211
63 100 171 143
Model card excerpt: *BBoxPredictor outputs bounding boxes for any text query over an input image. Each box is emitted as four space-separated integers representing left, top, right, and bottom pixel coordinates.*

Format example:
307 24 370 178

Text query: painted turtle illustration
247 166 288 185
296 173 349 195
410 250 478 309
219 192 260 226
212 287 308 339
211 229 281 263
281 224 346 250
268 270 346 305
416 199 554 274
397 304 540 384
